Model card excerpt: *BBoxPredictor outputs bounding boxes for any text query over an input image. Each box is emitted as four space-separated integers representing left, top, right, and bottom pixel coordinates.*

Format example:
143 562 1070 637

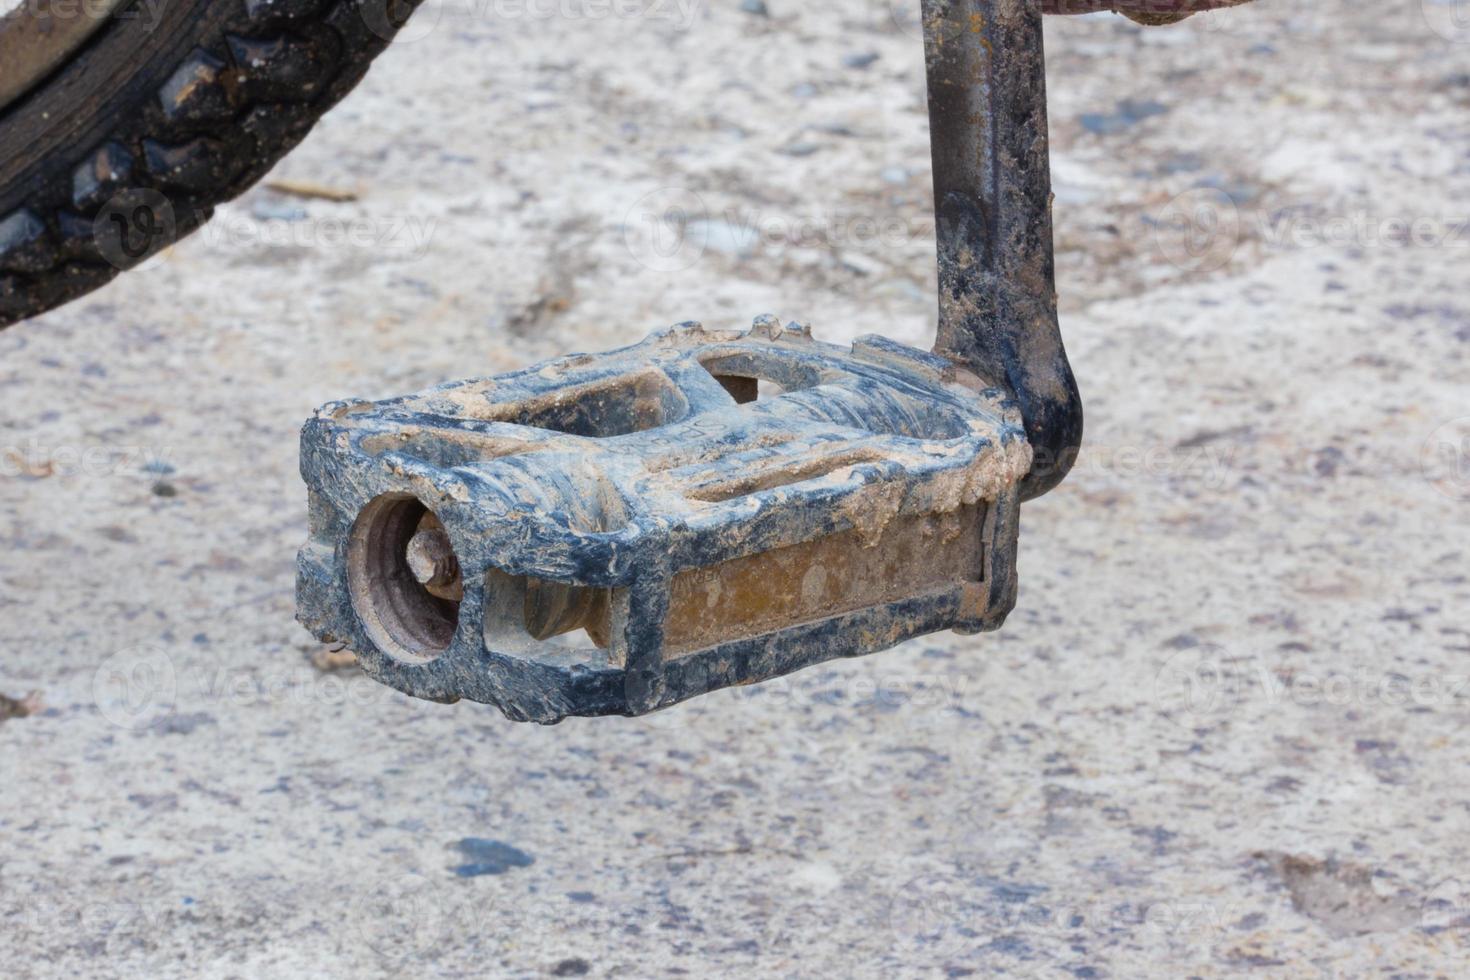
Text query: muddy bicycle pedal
295 0 1084 722
297 318 1033 722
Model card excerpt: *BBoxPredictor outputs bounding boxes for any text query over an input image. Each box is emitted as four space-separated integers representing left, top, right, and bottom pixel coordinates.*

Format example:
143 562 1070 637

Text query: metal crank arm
923 0 1082 499
296 0 1083 722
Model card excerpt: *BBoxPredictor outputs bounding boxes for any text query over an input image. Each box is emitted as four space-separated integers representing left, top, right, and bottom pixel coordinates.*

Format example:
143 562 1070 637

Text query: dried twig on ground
265 180 360 203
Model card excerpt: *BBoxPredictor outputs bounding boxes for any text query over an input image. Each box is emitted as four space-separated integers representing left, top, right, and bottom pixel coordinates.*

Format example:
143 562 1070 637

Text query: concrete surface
2 0 1469 976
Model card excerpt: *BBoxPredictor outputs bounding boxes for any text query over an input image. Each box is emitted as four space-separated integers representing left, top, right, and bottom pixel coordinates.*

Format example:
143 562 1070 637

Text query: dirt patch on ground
1254 852 1421 938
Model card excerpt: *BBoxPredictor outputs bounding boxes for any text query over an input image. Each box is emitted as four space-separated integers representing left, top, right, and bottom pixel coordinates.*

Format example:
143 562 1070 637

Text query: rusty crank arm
923 0 1083 499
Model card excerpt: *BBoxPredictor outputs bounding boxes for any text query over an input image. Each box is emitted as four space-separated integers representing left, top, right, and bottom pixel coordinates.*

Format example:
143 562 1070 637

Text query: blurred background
1 0 1468 974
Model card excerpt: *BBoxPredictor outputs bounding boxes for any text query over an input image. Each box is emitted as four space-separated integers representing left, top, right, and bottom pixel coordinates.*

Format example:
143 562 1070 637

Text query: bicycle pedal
296 317 1032 722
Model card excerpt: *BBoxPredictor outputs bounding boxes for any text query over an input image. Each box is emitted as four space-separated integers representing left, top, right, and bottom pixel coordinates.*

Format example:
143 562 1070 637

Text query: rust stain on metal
663 505 986 657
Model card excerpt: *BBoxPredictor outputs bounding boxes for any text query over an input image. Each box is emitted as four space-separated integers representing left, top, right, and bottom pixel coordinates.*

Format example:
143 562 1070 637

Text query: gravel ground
2 0 1469 976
